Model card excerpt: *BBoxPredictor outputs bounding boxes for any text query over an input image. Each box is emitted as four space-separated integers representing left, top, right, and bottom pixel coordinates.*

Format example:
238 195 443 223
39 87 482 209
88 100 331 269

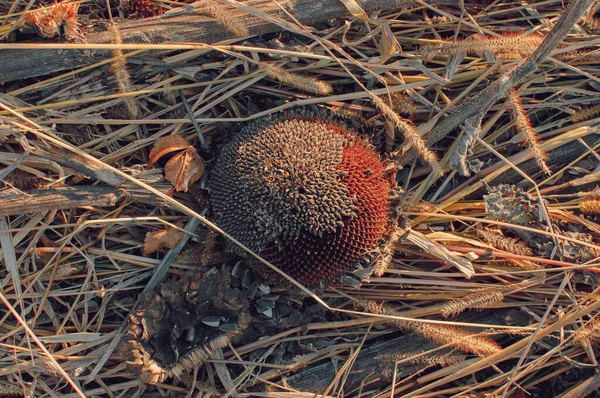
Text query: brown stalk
398 0 596 166
0 0 453 83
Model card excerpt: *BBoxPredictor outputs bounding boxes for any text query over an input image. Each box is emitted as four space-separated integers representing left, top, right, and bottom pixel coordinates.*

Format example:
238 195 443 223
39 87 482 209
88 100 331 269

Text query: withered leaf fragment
148 135 205 192
143 227 184 254
148 135 190 167
164 147 205 192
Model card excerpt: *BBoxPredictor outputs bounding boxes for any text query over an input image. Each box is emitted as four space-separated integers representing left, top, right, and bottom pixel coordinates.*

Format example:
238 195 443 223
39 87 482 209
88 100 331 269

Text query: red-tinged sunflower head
210 112 397 286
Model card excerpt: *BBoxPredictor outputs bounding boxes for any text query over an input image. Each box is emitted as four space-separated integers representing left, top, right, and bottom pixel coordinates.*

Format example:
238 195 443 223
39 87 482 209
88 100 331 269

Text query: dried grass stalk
508 89 551 175
259 62 333 95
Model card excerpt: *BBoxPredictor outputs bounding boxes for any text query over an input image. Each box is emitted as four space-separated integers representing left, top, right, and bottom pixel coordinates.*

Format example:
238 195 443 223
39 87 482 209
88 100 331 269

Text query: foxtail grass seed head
571 103 600 123
358 300 501 356
259 63 333 95
477 229 533 256
508 89 550 175
107 23 140 119
580 198 600 214
199 0 249 37
370 95 440 174
419 33 544 59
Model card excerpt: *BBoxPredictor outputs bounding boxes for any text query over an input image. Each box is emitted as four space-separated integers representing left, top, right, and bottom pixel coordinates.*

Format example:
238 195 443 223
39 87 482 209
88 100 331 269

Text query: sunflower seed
232 260 244 278
247 281 258 299
219 323 238 333
257 306 273 318
201 316 222 327
258 283 271 295
242 269 252 289
257 298 276 309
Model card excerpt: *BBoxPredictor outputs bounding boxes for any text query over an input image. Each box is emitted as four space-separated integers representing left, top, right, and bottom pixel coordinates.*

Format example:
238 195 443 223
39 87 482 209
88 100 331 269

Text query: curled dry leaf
144 227 185 254
164 147 205 192
148 135 191 167
148 135 205 192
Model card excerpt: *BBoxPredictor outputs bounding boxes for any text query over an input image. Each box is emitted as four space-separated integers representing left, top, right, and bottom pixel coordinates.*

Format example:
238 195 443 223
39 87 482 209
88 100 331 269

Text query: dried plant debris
210 111 398 286
124 0 159 18
0 381 24 398
1 169 49 191
554 230 600 262
483 184 542 224
484 185 599 262
22 1 80 40
143 226 184 254
148 135 205 193
573 316 600 346
122 271 252 384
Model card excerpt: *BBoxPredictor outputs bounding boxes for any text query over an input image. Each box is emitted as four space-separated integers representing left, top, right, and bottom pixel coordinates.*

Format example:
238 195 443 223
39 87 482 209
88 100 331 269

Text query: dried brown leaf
148 135 191 167
164 147 205 192
144 227 185 254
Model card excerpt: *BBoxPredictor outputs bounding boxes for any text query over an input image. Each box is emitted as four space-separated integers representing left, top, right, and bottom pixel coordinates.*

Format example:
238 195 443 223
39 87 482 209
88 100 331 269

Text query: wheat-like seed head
259 63 333 95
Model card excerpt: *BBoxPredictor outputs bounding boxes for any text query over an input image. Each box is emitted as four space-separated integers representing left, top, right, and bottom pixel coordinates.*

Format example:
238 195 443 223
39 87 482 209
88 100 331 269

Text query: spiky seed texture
210 113 395 286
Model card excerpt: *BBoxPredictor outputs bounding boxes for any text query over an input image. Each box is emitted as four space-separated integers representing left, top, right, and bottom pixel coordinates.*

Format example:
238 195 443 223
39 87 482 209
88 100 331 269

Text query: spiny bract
210 114 394 286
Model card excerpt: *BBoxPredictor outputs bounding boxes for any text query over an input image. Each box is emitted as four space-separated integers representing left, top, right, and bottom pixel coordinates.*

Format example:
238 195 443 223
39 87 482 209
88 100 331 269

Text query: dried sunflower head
210 111 397 286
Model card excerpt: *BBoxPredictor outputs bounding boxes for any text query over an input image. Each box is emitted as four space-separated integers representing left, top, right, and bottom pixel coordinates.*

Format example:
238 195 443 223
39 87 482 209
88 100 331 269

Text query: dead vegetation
0 0 600 397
